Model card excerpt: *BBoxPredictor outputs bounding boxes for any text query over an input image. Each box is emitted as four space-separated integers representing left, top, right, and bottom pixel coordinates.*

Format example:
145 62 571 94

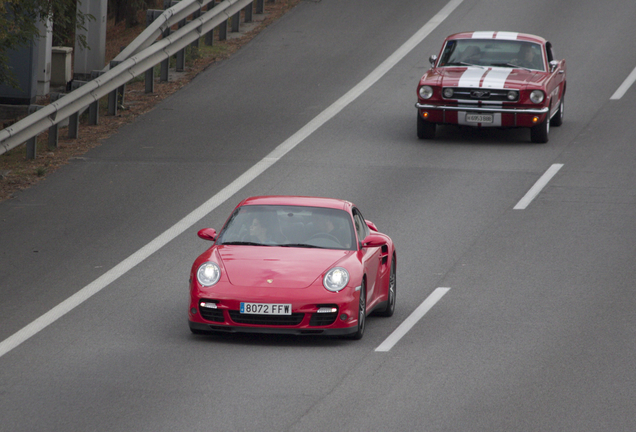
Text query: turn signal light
422 111 429 119
532 116 540 123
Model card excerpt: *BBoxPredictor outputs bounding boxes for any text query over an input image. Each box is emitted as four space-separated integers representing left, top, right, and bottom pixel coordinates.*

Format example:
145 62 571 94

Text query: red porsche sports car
416 31 566 143
188 196 396 339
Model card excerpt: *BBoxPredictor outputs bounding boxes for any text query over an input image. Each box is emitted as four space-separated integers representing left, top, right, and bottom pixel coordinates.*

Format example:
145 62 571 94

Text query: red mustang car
188 196 396 339
416 31 566 143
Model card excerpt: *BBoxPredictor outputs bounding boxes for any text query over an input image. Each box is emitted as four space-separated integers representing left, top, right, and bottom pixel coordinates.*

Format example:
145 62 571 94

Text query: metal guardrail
0 0 264 157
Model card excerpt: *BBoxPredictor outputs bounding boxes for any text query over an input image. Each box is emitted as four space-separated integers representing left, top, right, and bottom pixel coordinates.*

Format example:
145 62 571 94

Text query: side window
352 208 368 244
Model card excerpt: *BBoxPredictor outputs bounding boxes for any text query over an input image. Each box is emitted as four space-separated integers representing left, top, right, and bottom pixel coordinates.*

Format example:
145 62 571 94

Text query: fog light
190 307 197 314
340 314 348 321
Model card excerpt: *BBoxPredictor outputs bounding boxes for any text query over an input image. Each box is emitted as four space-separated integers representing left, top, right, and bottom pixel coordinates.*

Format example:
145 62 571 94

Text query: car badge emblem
267 279 273 284
471 90 490 98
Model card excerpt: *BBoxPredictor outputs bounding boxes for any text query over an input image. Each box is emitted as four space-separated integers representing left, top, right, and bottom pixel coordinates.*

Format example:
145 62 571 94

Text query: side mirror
197 228 217 241
429 54 438 66
549 60 559 73
362 233 386 248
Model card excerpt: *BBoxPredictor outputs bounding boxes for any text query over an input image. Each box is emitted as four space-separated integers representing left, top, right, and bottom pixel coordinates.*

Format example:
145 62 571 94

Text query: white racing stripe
458 67 488 87
495 31 518 40
0 0 466 359
472 31 494 39
375 288 451 352
514 164 564 210
482 68 512 88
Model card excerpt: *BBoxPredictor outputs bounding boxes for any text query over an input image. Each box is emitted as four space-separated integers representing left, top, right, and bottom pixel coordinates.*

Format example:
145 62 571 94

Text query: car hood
424 66 544 89
216 246 352 288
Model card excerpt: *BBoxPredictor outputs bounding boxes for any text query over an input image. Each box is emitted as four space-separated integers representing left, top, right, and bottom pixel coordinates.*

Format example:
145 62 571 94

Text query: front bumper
416 102 549 127
415 102 549 115
188 284 361 336
189 320 358 336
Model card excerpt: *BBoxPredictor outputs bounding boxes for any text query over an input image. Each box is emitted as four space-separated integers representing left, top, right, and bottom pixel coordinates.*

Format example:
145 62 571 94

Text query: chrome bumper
415 103 549 115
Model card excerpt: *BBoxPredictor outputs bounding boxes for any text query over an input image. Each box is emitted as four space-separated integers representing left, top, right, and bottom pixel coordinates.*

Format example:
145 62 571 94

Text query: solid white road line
610 66 636 100
513 163 563 210
375 287 450 352
0 0 465 359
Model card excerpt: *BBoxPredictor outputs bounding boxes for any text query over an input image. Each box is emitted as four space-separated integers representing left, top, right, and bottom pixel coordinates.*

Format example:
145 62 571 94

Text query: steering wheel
309 232 341 244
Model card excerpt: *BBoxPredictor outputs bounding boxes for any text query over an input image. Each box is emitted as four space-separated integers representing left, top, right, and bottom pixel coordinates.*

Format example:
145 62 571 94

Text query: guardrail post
244 3 253 23
47 93 65 149
145 67 155 93
26 105 43 159
89 101 99 125
68 112 80 138
219 19 227 41
192 9 201 48
255 0 264 14
204 1 216 45
48 123 59 149
89 70 104 125
160 26 171 81
108 61 125 115
176 11 187 72
231 10 240 32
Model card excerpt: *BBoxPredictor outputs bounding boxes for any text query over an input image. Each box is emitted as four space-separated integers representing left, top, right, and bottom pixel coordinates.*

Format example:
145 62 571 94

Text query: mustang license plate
466 113 493 123
240 302 292 315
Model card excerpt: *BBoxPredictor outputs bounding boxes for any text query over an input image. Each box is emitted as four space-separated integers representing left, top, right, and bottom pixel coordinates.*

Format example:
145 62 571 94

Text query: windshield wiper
221 241 268 246
279 243 324 249
492 62 531 71
444 62 484 69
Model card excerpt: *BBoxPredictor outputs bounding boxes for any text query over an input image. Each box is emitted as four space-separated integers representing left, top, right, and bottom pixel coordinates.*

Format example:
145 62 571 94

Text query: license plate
466 113 493 123
240 302 292 315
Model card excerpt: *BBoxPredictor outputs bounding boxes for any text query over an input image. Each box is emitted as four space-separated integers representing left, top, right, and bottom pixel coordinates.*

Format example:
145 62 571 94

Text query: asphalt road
2 0 636 430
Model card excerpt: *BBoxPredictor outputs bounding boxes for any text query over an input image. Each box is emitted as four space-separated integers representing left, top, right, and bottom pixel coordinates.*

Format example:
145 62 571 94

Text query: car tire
347 280 367 340
530 114 549 143
550 95 564 127
417 112 436 139
375 257 396 317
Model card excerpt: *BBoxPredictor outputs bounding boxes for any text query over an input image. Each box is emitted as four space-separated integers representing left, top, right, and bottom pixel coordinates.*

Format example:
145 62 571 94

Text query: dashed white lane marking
514 163 563 210
375 287 450 352
610 66 636 100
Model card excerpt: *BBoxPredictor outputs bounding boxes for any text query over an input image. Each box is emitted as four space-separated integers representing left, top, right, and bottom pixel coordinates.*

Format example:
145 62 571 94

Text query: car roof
445 31 547 44
238 195 352 211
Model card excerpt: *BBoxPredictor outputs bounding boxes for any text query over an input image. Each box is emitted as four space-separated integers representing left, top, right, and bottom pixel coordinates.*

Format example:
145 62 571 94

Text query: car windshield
438 39 545 71
216 205 357 250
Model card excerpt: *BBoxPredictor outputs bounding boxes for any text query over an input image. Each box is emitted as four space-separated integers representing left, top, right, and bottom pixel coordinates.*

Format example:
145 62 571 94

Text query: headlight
506 90 518 101
323 267 350 292
197 262 221 286
529 90 544 104
419 85 434 99
443 88 454 98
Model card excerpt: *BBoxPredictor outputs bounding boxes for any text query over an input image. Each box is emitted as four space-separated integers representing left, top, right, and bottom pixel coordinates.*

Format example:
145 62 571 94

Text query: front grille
228 310 304 326
309 312 338 326
199 306 224 322
444 87 517 102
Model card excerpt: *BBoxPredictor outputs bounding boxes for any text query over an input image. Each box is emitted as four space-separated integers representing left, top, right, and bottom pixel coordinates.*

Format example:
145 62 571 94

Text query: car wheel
417 112 436 139
530 114 549 143
348 280 366 340
375 257 396 317
550 95 564 127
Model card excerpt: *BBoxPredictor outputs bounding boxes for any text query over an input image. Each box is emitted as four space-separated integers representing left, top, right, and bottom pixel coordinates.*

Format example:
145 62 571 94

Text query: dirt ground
0 0 301 202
